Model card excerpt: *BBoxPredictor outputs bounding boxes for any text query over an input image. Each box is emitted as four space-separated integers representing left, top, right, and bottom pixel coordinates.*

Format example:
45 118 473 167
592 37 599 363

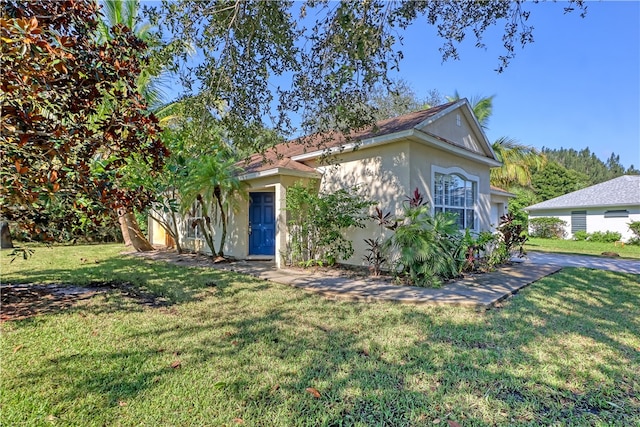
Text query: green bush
285 182 373 266
529 217 567 239
629 221 640 239
573 230 589 241
588 231 622 243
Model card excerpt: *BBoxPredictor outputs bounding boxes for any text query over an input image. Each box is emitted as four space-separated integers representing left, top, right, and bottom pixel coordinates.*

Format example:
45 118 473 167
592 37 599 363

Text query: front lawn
526 237 640 259
2 245 639 426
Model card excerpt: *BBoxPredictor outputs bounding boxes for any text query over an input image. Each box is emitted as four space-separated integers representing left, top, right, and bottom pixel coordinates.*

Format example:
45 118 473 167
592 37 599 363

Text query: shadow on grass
5 264 640 425
1 250 252 321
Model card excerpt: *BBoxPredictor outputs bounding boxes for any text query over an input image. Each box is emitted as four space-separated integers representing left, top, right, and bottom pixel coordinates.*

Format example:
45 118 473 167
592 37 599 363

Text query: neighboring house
149 99 511 267
525 175 640 241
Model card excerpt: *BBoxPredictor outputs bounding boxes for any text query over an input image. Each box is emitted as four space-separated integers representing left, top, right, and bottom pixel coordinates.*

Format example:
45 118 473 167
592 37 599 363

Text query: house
149 99 511 267
525 175 640 241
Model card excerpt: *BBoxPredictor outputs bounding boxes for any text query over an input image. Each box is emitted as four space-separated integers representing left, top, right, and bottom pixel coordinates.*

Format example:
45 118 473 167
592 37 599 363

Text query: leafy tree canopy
146 0 587 151
542 147 638 186
531 161 589 202
1 0 167 241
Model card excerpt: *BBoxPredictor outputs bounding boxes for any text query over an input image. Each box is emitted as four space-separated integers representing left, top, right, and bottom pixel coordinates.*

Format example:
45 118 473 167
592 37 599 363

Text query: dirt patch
1 282 168 322
1 284 105 322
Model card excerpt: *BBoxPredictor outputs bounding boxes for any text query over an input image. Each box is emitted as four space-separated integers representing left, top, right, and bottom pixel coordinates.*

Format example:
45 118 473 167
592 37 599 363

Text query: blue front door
249 192 275 255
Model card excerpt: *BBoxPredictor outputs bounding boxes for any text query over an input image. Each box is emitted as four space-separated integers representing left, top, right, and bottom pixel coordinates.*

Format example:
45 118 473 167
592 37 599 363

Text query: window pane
450 175 464 207
434 174 443 206
449 208 464 229
465 209 475 230
465 182 475 207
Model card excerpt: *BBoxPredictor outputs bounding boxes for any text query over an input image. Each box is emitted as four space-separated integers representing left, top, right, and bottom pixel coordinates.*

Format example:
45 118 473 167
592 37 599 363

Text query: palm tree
96 0 167 109
449 91 545 188
448 91 495 129
491 137 547 188
182 151 246 258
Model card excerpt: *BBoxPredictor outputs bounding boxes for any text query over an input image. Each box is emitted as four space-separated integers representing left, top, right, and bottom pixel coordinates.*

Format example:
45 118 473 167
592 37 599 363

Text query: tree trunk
118 208 133 246
169 210 183 254
1 221 14 249
215 195 226 257
119 209 154 252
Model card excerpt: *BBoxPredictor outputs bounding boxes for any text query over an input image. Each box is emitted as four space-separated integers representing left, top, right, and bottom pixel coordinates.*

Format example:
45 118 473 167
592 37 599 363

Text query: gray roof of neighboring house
526 175 640 211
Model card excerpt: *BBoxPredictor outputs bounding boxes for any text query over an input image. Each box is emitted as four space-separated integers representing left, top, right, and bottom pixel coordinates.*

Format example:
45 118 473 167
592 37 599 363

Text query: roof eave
290 129 415 162
239 167 321 182
525 202 640 212
411 130 502 167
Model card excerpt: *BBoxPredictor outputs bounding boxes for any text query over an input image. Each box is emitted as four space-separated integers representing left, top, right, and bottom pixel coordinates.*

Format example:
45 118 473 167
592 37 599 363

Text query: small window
456 114 461 126
604 210 629 218
186 202 204 239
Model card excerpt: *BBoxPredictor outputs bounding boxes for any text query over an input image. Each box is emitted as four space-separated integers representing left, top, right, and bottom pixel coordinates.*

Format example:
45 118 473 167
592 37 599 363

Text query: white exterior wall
528 206 640 241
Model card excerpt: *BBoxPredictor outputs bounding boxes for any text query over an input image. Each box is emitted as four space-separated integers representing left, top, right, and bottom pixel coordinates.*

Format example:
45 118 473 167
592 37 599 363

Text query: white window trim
431 165 480 231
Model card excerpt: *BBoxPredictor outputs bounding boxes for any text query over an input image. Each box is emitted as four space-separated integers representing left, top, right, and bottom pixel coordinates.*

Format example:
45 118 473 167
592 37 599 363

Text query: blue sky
159 1 639 169
389 1 639 169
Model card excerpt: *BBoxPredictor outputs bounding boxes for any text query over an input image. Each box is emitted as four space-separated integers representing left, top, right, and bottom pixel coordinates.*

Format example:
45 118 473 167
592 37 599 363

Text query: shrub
461 230 501 272
285 182 373 266
629 221 640 239
588 231 622 243
497 212 528 259
384 189 464 287
573 230 589 241
529 217 567 239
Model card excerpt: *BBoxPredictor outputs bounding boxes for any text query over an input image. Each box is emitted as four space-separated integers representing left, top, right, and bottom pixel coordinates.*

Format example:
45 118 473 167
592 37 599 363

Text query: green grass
2 244 639 426
526 237 640 259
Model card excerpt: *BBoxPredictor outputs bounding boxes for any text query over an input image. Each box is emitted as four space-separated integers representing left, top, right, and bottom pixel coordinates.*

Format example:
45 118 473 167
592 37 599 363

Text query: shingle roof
490 186 515 197
241 101 460 174
526 175 640 210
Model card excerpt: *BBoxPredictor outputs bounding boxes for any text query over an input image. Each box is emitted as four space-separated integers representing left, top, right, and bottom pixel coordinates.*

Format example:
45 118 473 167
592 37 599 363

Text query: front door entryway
249 192 276 255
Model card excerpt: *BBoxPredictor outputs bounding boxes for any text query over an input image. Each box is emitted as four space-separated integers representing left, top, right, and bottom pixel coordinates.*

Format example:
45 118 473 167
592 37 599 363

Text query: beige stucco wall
409 141 493 232
301 138 494 266
419 109 488 156
489 193 511 231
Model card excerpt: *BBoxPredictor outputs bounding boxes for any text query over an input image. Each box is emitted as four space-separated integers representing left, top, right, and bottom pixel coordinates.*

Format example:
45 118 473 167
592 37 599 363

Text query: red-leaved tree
0 0 168 250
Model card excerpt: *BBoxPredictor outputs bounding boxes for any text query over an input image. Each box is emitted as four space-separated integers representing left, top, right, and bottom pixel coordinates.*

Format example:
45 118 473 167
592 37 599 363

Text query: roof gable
526 175 640 210
241 100 499 175
416 100 496 158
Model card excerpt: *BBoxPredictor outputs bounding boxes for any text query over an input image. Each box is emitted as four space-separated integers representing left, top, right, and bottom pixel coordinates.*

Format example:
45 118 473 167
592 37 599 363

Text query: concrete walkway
232 262 562 307
131 251 561 308
522 251 640 274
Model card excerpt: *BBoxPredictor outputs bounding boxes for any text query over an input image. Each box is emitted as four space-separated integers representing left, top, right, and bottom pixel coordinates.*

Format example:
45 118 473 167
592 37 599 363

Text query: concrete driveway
520 251 640 275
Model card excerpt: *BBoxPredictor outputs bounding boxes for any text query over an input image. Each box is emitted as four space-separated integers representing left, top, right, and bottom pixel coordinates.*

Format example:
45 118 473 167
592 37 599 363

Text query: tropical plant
96 0 169 109
496 213 528 259
448 91 495 129
384 189 464 287
182 151 246 258
460 230 501 272
491 137 547 188
363 207 397 276
449 92 548 191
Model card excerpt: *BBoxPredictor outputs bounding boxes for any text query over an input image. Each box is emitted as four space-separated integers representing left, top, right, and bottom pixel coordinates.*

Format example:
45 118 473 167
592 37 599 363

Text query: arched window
433 172 477 230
